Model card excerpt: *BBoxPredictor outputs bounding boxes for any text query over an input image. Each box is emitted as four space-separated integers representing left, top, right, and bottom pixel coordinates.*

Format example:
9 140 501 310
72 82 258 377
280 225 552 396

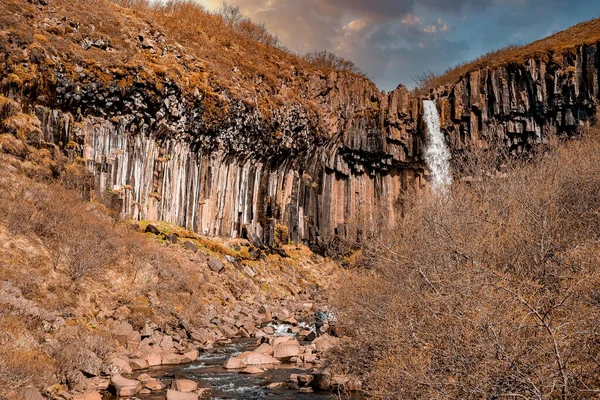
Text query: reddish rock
171 379 198 392
273 342 300 359
240 366 264 374
73 392 102 400
166 389 199 400
253 343 273 355
109 374 142 397
240 352 281 366
223 357 246 369
129 358 149 370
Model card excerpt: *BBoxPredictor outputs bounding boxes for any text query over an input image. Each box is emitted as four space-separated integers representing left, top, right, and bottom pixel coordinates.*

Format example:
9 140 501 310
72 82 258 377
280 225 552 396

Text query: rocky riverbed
89 319 362 400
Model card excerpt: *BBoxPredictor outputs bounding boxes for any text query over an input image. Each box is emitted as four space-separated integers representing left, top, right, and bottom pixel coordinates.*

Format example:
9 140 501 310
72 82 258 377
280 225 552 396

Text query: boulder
331 375 362 392
109 357 132 374
183 240 198 253
72 392 102 400
166 389 198 400
20 387 44 400
240 366 264 374
312 334 339 353
253 343 273 355
144 378 165 391
161 349 198 365
129 358 149 370
240 352 281 366
273 342 300 359
144 224 160 234
223 357 246 369
171 379 198 392
145 349 162 366
207 257 225 273
109 374 142 397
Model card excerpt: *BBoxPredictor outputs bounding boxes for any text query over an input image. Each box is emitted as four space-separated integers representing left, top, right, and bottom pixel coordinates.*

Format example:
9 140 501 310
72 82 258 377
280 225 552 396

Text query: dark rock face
431 47 598 154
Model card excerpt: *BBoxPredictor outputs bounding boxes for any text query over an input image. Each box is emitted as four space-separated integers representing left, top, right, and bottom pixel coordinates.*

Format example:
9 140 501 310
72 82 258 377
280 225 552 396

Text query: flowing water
104 338 363 400
423 100 452 193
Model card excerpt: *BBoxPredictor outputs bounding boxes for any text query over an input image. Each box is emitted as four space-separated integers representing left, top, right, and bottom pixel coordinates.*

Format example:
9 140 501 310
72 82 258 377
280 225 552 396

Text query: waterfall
423 100 452 193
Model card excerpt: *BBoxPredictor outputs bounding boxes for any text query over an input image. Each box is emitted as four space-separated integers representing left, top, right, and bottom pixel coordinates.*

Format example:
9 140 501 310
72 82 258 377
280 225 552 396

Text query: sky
197 0 600 91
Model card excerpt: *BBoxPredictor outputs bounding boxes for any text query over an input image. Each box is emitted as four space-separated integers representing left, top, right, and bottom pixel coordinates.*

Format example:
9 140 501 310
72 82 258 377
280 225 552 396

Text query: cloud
196 0 600 90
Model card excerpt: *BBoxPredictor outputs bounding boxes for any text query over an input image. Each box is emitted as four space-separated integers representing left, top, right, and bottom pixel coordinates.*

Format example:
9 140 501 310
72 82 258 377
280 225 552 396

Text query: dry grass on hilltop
415 17 600 93
0 0 365 120
333 126 600 399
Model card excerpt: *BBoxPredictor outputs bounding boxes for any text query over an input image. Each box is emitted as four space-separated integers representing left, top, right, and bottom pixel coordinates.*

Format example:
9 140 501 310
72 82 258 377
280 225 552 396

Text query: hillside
417 17 600 92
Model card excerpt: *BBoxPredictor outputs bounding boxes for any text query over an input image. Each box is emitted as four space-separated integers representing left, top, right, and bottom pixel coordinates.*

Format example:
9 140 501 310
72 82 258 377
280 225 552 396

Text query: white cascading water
423 100 452 194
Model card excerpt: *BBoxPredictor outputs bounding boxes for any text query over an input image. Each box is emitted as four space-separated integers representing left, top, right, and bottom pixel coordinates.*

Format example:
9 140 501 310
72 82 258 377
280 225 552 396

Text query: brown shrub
333 128 600 399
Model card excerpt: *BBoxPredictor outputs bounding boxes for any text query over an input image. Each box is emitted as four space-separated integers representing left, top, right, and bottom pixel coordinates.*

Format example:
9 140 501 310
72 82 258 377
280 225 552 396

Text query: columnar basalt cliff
2 0 599 249
432 46 599 153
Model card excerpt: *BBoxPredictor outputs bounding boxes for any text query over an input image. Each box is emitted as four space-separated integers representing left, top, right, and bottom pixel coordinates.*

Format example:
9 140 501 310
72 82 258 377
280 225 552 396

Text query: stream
105 337 363 399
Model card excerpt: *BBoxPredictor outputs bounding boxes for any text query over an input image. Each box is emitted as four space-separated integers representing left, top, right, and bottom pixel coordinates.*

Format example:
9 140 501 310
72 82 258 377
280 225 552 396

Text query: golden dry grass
415 17 600 93
333 127 600 399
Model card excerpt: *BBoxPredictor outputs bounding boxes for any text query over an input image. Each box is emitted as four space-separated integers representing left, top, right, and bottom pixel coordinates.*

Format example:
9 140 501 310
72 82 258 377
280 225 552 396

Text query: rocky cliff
432 46 598 154
2 0 599 249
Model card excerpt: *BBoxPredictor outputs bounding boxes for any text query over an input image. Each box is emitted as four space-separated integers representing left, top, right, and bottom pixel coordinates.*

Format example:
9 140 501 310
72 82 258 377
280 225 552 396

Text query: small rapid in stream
105 327 363 400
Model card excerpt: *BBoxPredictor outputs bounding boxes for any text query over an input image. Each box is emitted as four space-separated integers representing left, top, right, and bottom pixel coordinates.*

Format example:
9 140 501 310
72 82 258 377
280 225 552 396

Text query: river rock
240 366 265 374
273 342 300 359
144 378 165 391
129 358 149 370
171 379 198 392
109 374 142 397
72 392 102 400
240 352 281 366
166 389 198 400
109 356 132 374
253 343 273 355
223 357 246 369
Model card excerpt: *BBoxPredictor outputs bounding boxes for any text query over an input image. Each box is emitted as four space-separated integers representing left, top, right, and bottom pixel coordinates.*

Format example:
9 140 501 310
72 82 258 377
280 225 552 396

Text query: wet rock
166 389 199 400
273 342 300 360
171 379 198 392
266 382 287 389
109 374 142 397
240 366 265 374
253 343 273 355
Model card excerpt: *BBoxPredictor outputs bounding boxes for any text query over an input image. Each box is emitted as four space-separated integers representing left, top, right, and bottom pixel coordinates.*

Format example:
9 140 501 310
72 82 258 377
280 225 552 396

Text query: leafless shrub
333 128 600 399
303 51 365 76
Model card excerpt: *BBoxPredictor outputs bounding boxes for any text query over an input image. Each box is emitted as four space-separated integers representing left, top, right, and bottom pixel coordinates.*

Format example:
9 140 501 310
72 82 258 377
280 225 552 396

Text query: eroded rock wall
29 71 426 249
10 39 600 249
433 44 599 153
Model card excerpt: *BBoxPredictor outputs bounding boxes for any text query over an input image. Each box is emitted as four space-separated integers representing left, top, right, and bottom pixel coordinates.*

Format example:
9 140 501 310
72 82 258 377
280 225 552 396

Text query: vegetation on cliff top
0 0 366 126
415 17 600 93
